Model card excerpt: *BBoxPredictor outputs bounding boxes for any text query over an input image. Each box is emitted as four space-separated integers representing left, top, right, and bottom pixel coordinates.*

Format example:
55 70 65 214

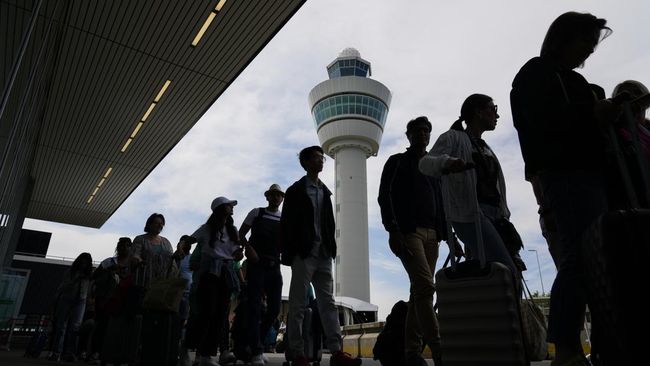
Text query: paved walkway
0 350 553 366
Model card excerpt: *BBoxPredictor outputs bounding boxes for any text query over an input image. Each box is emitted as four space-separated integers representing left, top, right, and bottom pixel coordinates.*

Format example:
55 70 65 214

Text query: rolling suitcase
435 215 527 366
582 98 650 365
283 298 323 366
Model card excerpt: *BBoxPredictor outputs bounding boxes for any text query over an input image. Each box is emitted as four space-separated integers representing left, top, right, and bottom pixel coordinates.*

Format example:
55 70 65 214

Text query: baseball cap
211 196 237 211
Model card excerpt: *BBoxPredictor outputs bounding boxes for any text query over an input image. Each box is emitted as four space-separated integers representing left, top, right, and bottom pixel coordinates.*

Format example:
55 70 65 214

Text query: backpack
373 300 408 366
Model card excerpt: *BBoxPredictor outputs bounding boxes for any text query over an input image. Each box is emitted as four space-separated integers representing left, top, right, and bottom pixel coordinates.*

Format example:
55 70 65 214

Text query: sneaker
198 356 219 366
330 351 362 366
250 353 265 366
218 350 236 364
292 355 310 366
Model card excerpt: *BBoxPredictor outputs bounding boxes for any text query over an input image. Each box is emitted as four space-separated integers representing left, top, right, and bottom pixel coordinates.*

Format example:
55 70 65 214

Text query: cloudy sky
24 0 650 320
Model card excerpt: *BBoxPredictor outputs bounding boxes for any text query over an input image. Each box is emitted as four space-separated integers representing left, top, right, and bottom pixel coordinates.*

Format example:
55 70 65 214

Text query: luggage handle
445 204 486 270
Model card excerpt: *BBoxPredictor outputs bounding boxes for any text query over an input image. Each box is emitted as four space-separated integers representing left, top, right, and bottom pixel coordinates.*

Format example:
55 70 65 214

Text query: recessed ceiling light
131 122 144 138
141 102 156 122
121 138 133 152
103 167 113 178
87 195 94 204
192 12 216 47
154 80 172 102
97 178 106 187
215 0 227 12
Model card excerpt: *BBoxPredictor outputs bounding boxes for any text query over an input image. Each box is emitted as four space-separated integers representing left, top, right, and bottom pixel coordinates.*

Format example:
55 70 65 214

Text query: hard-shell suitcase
582 96 650 365
436 260 527 366
582 209 650 365
283 298 323 366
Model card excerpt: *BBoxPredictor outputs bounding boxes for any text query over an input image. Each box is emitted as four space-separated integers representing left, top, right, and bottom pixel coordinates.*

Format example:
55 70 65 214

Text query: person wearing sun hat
184 196 243 366
238 184 285 365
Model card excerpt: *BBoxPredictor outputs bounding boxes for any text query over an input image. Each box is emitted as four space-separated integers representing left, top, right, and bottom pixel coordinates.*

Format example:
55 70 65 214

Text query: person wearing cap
281 146 361 366
184 197 243 366
378 116 446 366
238 184 285 366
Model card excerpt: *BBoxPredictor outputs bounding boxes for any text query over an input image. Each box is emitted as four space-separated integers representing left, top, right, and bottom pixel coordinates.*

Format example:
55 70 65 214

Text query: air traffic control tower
308 48 391 302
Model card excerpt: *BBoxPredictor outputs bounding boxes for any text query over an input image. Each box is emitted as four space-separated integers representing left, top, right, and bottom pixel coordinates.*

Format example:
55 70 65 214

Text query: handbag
520 279 548 361
142 257 188 313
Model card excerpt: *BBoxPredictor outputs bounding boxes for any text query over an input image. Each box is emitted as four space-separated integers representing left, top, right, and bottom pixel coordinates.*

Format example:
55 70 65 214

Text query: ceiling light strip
87 166 113 205
141 102 157 122
121 80 172 153
191 0 227 47
121 138 133 153
131 122 144 138
154 80 172 102
215 0 227 12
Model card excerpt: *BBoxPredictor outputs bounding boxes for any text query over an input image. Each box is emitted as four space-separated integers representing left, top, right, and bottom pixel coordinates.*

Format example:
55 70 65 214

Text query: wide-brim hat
211 196 237 211
264 184 284 197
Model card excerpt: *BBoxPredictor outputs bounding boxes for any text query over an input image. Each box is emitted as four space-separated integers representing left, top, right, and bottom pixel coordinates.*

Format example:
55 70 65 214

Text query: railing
13 251 101 266
0 314 50 351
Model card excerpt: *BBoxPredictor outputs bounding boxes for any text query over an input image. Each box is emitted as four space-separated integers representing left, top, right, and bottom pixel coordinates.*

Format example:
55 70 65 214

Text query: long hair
205 210 238 248
71 252 93 277
450 94 493 131
540 12 611 58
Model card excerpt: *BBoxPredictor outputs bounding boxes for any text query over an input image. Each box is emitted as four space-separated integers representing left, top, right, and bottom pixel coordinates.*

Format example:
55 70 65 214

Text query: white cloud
22 0 650 319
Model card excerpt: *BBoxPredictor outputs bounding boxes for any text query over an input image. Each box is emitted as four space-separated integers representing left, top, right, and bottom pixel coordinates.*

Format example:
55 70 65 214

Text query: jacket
419 129 511 223
510 56 605 179
280 176 336 265
378 148 447 237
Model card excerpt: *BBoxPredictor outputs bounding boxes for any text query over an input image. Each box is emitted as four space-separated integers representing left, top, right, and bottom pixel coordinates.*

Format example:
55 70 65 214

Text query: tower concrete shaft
308 48 391 303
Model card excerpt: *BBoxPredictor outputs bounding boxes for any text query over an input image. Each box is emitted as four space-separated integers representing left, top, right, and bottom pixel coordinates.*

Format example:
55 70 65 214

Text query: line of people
48 10 648 366
47 146 362 366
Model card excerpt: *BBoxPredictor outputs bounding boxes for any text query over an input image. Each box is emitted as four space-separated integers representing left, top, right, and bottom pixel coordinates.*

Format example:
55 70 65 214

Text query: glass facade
312 93 388 128
327 59 369 78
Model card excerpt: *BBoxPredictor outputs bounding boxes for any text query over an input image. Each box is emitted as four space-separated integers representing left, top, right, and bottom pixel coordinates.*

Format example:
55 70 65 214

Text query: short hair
299 145 324 169
144 213 165 233
405 116 432 135
540 12 611 58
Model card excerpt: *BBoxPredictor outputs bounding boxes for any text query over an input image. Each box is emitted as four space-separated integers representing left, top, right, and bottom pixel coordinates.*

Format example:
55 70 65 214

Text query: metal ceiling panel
1 0 306 228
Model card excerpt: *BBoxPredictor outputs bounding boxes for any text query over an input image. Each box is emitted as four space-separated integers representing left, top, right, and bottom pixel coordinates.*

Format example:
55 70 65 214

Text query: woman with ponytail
419 94 519 275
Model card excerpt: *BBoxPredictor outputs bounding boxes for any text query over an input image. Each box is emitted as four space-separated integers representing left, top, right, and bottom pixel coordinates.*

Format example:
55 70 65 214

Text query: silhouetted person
510 12 618 366
281 146 361 366
239 184 285 366
420 95 521 276
378 116 445 366
49 252 93 362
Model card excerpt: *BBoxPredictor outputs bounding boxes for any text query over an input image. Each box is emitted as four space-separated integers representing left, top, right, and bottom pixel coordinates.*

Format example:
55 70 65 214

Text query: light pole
528 249 545 296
